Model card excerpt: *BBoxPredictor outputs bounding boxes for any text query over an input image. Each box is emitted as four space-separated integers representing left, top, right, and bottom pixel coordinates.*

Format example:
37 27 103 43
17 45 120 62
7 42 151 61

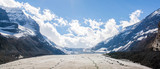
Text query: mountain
151 22 160 51
99 9 160 68
0 6 65 64
106 22 160 68
92 8 160 52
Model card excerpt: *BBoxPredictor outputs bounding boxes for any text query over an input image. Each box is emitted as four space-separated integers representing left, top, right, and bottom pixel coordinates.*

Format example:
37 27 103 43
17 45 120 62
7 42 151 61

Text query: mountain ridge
92 8 160 52
0 6 65 64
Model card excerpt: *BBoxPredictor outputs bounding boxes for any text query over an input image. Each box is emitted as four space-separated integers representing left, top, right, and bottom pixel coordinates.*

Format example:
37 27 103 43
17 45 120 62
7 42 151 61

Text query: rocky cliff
0 6 65 64
152 22 160 51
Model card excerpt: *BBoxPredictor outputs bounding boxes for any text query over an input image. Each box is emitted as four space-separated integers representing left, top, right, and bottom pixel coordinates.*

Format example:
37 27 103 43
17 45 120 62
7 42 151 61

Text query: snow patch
13 25 35 38
0 7 37 38
134 28 158 39
112 46 123 52
117 41 134 51
150 9 160 17
137 36 147 41
95 48 108 52
0 29 13 36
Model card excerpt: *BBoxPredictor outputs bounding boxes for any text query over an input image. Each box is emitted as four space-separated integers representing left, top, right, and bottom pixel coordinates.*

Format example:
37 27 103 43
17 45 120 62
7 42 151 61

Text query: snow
18 55 23 59
55 46 69 54
117 28 158 51
0 7 37 38
137 36 147 41
147 9 160 18
13 33 23 38
2 7 26 23
0 54 150 69
112 46 123 52
134 28 158 39
145 28 158 34
42 37 69 54
0 29 13 36
18 25 35 35
120 41 134 51
150 9 160 17
112 41 133 52
0 24 36 38
95 48 108 53
13 25 35 38
4 7 37 31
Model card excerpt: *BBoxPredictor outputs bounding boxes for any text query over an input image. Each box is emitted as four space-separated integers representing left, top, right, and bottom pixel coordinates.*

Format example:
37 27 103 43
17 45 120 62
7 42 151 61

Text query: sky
0 0 160 48
15 0 160 21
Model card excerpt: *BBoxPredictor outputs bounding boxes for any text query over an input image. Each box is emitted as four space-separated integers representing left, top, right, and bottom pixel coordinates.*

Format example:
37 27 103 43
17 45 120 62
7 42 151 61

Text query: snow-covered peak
4 7 27 25
1 6 39 30
152 9 160 15
92 8 160 53
148 8 160 18
0 6 39 38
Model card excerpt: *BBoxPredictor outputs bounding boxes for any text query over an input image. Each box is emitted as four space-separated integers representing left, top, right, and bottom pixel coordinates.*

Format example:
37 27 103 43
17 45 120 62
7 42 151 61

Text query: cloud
69 20 90 36
23 3 40 17
55 17 68 26
120 10 143 29
0 0 22 7
0 0 142 48
65 18 119 48
39 22 66 46
84 19 103 29
102 19 119 37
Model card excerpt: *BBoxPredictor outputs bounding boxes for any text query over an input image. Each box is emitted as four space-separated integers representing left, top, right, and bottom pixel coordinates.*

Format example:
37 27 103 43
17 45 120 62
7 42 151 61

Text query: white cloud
120 10 143 29
69 20 90 36
55 17 68 26
0 0 22 7
102 19 119 37
23 3 40 17
84 19 103 29
65 18 119 48
0 0 142 48
39 22 66 46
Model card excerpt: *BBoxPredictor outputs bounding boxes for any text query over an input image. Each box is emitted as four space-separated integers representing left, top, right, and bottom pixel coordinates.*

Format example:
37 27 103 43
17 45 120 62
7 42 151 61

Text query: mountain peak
0 6 65 64
147 8 160 19
92 8 160 52
0 6 40 37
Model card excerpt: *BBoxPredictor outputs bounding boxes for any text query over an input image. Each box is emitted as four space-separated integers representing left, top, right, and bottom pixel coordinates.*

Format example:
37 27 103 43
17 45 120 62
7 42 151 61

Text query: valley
0 54 150 69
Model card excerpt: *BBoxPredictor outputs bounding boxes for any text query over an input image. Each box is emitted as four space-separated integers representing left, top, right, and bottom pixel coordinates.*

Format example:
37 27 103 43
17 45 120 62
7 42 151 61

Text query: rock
152 21 160 51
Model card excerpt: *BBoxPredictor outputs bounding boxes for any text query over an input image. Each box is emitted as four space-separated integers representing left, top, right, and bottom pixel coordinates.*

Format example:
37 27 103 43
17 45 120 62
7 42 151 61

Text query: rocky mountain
92 8 160 52
0 6 65 64
106 23 160 68
151 22 160 51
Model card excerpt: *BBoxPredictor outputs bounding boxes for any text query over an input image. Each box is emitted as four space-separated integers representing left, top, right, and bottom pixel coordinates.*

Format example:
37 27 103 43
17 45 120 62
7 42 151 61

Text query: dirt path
0 54 150 69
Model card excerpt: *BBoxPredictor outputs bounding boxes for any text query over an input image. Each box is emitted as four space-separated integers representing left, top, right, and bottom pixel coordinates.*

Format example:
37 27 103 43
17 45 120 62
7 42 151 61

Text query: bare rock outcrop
152 21 160 51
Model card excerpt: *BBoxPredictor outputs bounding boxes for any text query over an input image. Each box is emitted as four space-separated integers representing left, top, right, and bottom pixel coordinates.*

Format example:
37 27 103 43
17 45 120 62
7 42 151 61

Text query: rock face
92 8 160 52
0 6 65 64
152 22 160 51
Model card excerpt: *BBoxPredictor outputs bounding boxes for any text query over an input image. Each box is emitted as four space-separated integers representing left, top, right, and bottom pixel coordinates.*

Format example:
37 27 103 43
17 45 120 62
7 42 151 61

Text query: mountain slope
0 6 65 64
106 24 160 68
101 9 160 68
151 22 160 51
92 8 160 52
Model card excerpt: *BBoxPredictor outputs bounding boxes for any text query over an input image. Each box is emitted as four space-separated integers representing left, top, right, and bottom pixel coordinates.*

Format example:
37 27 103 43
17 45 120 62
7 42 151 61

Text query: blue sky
16 0 160 22
1 0 160 48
